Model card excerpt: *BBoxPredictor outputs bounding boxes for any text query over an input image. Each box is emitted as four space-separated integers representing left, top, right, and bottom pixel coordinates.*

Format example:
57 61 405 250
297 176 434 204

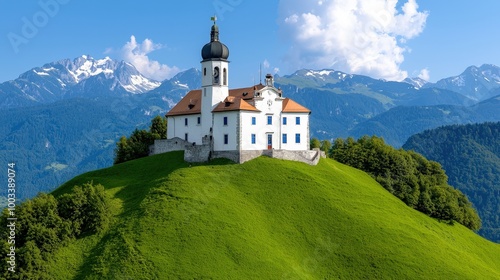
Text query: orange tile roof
166 90 202 116
212 96 260 113
228 84 265 100
166 85 309 116
282 98 311 113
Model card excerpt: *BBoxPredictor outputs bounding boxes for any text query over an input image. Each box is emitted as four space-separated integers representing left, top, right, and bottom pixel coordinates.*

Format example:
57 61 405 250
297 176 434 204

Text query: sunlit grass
47 152 500 279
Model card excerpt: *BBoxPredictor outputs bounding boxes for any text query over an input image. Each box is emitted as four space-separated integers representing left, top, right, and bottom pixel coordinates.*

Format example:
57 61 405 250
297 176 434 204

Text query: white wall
281 113 310 151
167 114 204 144
213 111 239 151
239 87 310 152
240 111 268 150
167 87 310 152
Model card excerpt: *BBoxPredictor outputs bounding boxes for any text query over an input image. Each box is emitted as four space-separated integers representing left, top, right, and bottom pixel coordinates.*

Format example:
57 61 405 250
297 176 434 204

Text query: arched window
213 66 220 85
223 68 227 86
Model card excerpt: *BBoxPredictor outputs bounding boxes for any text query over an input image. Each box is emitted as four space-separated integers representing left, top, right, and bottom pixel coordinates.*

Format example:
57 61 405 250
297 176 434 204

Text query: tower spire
210 16 219 42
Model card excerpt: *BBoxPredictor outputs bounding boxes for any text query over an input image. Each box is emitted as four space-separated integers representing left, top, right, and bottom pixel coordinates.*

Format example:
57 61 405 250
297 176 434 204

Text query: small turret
265 73 274 87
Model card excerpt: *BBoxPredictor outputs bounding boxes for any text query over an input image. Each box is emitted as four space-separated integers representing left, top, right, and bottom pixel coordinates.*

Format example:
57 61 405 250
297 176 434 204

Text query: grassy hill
46 152 500 279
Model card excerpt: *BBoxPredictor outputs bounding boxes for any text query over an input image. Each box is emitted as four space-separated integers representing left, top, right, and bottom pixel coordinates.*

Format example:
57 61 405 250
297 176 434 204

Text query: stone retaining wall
151 139 321 165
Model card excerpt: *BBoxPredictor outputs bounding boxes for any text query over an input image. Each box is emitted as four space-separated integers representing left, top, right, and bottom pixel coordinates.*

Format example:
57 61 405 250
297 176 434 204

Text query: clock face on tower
267 99 273 107
213 67 220 84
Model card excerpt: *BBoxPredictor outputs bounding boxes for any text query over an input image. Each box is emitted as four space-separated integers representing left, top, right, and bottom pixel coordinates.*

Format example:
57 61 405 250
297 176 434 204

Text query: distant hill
350 105 479 147
404 122 500 242
275 69 477 142
41 152 500 279
0 68 201 200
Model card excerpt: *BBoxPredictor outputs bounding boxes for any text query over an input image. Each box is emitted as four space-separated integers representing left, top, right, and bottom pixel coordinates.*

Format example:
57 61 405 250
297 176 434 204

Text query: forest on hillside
404 122 500 242
330 136 481 231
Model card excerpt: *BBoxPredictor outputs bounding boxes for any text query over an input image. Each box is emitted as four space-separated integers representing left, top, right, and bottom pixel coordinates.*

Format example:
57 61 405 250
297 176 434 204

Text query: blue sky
1 0 499 87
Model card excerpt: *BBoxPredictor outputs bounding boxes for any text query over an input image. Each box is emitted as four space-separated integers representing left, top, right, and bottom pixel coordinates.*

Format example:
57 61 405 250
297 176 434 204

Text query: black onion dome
201 24 229 61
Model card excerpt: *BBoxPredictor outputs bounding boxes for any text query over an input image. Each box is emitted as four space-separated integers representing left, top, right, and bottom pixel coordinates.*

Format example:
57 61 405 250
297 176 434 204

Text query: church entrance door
267 134 273 150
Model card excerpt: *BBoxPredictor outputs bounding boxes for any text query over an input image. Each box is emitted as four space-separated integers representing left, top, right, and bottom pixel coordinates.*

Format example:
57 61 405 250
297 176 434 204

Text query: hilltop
37 152 500 279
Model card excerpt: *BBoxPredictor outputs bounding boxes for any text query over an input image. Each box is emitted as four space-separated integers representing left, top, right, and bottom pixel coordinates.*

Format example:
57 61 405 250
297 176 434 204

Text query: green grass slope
48 151 500 279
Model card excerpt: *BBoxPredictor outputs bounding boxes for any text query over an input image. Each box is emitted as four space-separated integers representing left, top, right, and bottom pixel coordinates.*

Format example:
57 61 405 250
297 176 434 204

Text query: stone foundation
150 137 191 155
151 139 321 165
269 149 321 165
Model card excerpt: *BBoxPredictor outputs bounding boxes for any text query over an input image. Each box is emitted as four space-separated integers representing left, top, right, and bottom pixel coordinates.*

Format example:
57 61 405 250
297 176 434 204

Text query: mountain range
0 55 160 108
2 56 500 207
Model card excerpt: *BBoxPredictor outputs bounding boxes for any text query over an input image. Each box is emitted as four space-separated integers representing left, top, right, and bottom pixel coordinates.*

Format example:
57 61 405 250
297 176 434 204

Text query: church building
151 21 320 165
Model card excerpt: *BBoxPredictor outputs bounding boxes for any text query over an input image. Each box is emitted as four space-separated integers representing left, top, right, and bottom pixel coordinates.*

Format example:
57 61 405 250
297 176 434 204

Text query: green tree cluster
330 136 481 231
114 116 167 164
0 183 110 279
310 137 332 157
404 122 500 242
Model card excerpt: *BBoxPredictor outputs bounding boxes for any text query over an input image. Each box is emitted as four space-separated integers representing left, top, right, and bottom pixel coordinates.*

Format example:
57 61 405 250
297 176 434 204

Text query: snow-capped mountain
0 55 161 108
403 77 428 89
425 64 500 101
147 68 201 110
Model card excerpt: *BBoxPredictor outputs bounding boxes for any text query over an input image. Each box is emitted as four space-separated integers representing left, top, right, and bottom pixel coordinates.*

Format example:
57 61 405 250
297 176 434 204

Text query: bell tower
200 17 230 137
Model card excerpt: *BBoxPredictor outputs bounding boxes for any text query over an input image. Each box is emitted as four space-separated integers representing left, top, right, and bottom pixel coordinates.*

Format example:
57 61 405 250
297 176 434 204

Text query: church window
185 133 189 141
295 133 301 143
296 117 301 125
197 117 201 125
224 134 229 145
213 66 220 85
223 116 228 126
251 134 256 144
252 117 256 125
185 118 188 126
204 67 207 76
267 116 272 125
283 134 287 144
283 117 287 125
223 68 227 85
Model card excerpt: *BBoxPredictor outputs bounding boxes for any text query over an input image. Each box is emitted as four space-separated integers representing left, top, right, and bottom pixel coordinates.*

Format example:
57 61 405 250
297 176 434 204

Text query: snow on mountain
36 55 161 93
426 64 500 101
0 55 162 108
403 77 428 89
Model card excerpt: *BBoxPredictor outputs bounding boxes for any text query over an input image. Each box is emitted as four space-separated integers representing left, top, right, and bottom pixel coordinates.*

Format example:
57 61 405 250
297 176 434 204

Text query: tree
150 115 167 139
310 138 321 149
114 129 156 164
330 136 481 230
59 183 111 234
114 136 131 164
320 140 331 156
114 116 168 164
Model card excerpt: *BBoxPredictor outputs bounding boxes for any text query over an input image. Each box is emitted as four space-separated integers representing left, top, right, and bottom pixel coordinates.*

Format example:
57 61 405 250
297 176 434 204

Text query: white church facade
151 21 321 165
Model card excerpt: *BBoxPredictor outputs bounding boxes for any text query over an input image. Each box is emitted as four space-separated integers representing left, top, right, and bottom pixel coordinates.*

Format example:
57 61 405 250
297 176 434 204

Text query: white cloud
121 35 180 81
263 59 271 69
279 0 428 81
103 47 113 55
418 68 430 81
274 67 280 74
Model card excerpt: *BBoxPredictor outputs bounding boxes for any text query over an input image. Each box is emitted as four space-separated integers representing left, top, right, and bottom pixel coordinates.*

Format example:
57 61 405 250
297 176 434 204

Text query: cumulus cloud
279 0 428 81
263 59 271 69
418 68 430 81
262 59 280 74
122 35 180 81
